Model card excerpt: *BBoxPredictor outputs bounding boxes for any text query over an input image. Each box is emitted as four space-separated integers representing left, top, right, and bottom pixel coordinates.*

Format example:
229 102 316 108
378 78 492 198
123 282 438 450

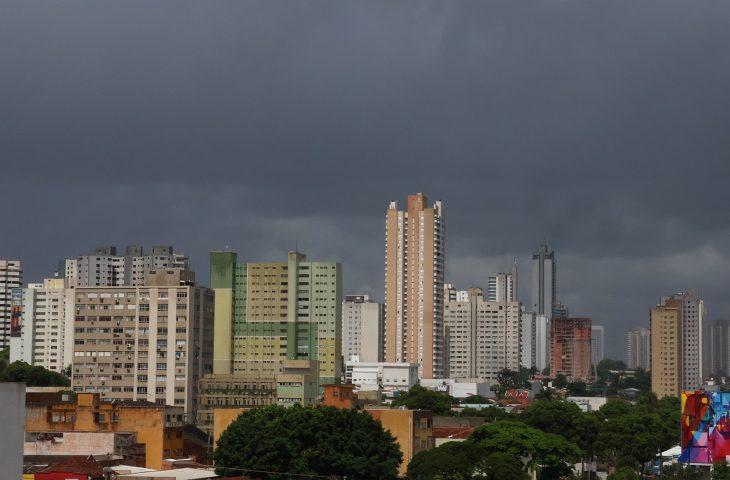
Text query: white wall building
9 278 75 373
0 260 22 350
345 361 419 392
342 295 384 363
444 287 521 383
627 327 651 370
535 314 549 372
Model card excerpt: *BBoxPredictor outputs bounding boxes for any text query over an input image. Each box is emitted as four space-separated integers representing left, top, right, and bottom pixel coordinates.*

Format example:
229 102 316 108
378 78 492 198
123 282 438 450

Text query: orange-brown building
24 392 193 470
549 317 592 381
322 384 357 409
366 408 434 476
385 193 445 379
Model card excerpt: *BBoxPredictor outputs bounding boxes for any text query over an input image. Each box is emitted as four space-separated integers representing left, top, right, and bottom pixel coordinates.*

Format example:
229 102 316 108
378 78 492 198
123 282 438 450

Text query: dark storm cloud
2 0 730 356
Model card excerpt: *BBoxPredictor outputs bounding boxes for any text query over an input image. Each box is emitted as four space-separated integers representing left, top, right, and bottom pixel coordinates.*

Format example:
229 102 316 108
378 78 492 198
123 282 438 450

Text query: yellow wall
25 393 165 470
213 289 233 375
213 408 245 446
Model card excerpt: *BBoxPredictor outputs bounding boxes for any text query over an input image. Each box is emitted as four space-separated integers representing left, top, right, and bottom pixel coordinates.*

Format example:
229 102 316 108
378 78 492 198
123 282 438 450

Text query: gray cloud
2 0 730 357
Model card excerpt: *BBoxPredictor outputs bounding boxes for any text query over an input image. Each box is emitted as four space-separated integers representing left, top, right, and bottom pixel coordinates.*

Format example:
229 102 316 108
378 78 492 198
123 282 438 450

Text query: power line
214 465 346 479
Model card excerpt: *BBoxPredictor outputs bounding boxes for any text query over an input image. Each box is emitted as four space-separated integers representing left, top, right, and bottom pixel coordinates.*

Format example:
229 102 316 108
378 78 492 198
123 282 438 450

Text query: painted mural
680 390 730 464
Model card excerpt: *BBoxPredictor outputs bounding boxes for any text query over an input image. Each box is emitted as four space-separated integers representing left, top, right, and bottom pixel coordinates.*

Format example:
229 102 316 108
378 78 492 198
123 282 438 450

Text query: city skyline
3 1 730 360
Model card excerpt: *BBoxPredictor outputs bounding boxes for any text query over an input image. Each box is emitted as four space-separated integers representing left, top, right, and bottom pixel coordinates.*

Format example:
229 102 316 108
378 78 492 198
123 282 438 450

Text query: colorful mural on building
680 390 730 464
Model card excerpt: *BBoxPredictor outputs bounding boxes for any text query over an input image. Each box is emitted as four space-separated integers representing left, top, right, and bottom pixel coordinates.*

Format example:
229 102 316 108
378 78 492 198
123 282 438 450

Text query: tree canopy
0 360 70 386
407 441 487 480
213 404 402 480
391 384 455 415
470 420 582 479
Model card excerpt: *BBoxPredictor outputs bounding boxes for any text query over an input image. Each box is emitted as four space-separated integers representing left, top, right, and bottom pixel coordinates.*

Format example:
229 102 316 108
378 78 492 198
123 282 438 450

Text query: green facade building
210 250 342 386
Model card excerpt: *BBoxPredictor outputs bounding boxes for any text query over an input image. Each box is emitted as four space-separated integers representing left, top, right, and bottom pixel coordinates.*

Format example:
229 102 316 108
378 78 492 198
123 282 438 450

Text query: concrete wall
24 432 116 456
0 383 25 479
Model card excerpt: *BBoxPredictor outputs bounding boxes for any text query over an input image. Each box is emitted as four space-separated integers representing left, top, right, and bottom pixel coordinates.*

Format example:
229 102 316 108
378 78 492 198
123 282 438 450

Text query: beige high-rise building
650 301 682 399
385 193 445 379
71 269 214 418
443 287 521 382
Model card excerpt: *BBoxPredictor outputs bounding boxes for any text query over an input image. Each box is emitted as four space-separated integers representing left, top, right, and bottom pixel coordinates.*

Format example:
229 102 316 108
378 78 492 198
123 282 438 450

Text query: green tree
553 373 568 389
521 400 598 456
0 347 9 371
0 361 70 386
607 467 641 480
594 410 666 470
494 368 531 397
460 395 490 405
567 380 588 396
477 452 530 480
407 441 486 480
470 420 582 480
459 406 509 422
712 462 730 480
213 405 402 480
391 384 455 415
596 359 627 385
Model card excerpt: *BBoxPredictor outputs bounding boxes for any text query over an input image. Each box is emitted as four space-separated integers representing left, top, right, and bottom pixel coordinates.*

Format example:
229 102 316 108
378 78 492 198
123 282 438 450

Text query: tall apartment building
550 317 591 381
531 245 556 319
711 319 730 378
385 193 445 379
650 301 682 398
0 260 23 349
9 278 75 373
63 246 188 287
626 327 651 370
591 325 605 365
659 291 705 389
209 250 342 385
342 295 384 363
519 309 549 371
443 287 520 382
487 262 517 302
71 269 214 418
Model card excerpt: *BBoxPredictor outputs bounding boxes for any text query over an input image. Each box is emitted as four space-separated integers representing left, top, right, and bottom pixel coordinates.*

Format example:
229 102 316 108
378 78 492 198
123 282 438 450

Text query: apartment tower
531 245 556 319
650 301 682 398
9 278 75 373
549 317 592 381
71 269 214 417
385 193 445 379
342 295 384 363
664 291 705 389
626 327 651 370
443 287 520 382
210 251 342 385
0 260 22 350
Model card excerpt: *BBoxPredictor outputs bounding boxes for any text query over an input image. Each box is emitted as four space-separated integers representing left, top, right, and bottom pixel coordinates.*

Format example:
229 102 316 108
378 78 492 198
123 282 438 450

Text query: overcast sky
2 1 730 358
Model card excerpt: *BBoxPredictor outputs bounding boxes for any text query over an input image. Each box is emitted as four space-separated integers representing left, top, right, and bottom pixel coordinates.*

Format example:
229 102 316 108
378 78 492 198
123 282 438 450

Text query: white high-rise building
9 278 75 373
591 325 605 365
0 260 23 350
487 262 517 302
342 295 384 363
520 308 549 372
626 327 651 370
535 314 550 372
443 287 521 382
531 245 556 319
